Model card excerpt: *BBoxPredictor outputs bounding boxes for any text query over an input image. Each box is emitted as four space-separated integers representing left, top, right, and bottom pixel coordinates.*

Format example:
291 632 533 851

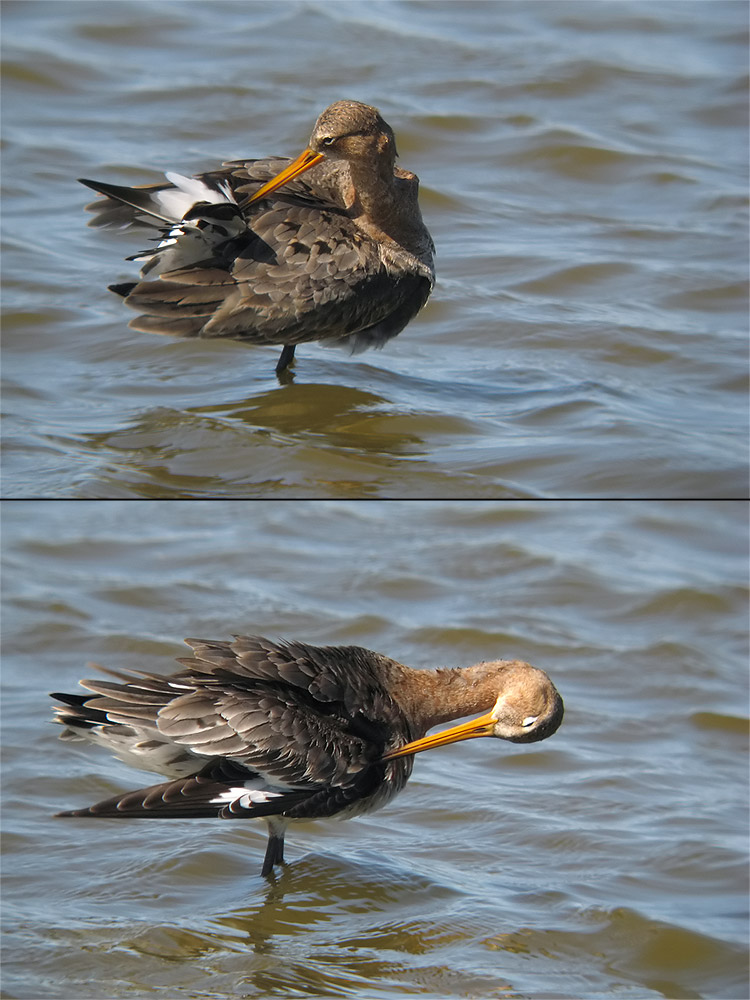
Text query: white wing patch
152 172 237 220
210 784 284 808
129 175 245 277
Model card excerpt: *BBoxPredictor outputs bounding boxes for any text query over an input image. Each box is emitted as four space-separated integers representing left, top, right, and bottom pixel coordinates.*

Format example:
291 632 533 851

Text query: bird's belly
332 766 410 822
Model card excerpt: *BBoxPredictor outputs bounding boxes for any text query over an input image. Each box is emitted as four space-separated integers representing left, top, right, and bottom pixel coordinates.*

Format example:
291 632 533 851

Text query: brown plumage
51 635 563 878
79 100 435 375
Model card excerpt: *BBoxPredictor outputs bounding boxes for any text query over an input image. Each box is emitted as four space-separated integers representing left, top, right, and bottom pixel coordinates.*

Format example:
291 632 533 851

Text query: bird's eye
321 136 336 147
521 715 538 728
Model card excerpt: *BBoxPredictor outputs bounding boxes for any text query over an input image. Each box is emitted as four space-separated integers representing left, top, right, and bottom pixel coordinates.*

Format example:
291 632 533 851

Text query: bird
79 100 435 375
51 635 564 878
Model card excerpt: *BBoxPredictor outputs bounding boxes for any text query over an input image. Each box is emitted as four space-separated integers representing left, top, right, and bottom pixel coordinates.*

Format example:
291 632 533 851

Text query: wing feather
58 636 412 790
56 759 314 820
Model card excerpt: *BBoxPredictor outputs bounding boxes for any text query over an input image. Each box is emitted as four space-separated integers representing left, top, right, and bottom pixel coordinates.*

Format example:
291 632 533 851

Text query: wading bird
52 635 563 877
79 101 434 375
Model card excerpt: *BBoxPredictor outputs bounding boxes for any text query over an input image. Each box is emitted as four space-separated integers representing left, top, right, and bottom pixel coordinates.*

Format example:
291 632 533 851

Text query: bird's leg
275 344 296 374
261 831 285 877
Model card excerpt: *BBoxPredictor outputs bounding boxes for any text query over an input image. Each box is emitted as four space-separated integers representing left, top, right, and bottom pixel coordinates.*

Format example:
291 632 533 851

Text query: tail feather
109 282 136 298
79 178 175 224
51 691 110 730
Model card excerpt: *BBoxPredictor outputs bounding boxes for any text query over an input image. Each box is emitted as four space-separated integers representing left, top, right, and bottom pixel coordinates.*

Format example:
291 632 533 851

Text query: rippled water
2 500 748 998
2 1 747 497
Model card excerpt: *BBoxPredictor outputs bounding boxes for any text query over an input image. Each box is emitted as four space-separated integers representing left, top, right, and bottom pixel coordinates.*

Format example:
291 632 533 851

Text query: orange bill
245 148 324 205
383 710 497 760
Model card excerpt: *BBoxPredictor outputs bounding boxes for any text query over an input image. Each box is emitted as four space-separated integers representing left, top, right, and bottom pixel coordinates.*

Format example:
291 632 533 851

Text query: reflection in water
199 382 421 452
77 377 496 497
217 855 444 941
117 856 747 999
83 381 423 456
206 856 503 996
74 365 567 498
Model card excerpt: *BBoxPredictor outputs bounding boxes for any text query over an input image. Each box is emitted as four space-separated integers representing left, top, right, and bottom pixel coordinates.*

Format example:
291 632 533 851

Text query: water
2 0 748 497
2 500 748 998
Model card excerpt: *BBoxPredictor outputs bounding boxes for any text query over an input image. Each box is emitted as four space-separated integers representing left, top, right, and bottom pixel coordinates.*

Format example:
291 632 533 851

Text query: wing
56 758 311 819
158 636 411 787
55 752 399 823
57 636 413 791
83 158 432 348
117 211 429 348
54 636 414 823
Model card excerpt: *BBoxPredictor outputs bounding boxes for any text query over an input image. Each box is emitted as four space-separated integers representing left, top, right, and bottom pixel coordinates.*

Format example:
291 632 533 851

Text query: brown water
2 1 748 498
2 500 748 998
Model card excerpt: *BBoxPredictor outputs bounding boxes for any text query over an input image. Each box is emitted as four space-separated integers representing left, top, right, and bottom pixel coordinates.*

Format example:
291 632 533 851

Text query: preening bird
79 100 435 375
51 635 564 877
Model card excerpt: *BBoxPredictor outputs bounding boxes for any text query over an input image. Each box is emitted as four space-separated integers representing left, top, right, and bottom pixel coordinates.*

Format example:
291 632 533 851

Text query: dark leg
275 344 296 374
261 832 285 877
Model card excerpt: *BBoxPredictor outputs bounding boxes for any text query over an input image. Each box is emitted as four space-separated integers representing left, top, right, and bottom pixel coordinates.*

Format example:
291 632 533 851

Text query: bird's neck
346 162 426 256
389 662 512 738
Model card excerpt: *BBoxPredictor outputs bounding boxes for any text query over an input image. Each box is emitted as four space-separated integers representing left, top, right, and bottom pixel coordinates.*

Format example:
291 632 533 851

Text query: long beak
383 710 497 760
245 148 324 205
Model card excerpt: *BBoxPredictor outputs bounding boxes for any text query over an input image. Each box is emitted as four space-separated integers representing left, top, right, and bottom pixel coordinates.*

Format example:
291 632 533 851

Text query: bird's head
245 101 396 206
383 664 564 760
